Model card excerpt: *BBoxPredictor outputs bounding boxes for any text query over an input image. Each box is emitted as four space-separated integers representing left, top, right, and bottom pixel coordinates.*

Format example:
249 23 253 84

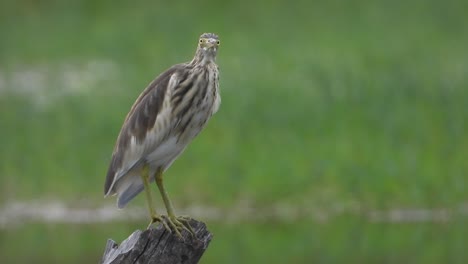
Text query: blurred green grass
0 0 467 263
2 219 467 263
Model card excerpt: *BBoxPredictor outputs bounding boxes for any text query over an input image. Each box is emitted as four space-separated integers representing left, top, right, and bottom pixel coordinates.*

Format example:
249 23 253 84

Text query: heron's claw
176 215 195 235
165 215 195 238
147 214 170 231
147 215 195 238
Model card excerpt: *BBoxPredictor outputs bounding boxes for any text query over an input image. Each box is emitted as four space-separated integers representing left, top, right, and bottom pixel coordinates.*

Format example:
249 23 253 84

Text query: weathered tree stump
101 219 212 264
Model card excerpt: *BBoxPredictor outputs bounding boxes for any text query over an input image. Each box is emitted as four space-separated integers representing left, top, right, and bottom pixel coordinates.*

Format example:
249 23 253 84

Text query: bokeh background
1 0 467 263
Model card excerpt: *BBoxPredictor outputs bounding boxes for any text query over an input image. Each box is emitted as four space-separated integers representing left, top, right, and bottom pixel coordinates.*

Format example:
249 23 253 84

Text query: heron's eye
199 39 204 43
216 40 220 45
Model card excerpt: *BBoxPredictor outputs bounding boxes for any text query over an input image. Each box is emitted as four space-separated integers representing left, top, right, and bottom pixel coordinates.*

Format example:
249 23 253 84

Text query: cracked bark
101 219 212 264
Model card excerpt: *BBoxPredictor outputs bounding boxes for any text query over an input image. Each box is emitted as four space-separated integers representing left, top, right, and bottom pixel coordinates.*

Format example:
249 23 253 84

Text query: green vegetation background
0 0 467 263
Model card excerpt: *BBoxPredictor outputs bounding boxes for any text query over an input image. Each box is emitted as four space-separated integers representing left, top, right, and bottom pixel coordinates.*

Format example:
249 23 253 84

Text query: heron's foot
147 214 170 231
164 215 195 238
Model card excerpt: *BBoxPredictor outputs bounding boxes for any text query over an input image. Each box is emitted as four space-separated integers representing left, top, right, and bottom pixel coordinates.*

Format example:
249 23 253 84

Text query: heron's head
193 33 220 63
199 33 220 51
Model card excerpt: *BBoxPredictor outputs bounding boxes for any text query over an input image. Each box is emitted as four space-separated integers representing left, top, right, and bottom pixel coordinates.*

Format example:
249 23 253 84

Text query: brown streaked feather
105 65 182 195
104 33 221 204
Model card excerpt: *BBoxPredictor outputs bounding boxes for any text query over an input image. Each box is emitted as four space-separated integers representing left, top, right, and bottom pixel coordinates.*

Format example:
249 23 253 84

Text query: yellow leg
140 165 169 231
154 168 194 237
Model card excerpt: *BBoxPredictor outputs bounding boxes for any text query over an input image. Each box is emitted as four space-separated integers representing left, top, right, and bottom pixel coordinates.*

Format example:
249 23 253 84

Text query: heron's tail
113 174 145 209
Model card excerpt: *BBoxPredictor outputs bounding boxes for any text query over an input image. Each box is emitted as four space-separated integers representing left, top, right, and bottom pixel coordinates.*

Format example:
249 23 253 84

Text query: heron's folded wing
104 64 189 195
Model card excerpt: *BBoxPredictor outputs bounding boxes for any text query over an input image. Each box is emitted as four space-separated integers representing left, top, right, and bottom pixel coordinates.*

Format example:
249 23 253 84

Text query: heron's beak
206 38 219 49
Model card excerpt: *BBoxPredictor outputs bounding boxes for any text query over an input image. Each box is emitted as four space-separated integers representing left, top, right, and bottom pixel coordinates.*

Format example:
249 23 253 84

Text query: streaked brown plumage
104 33 220 236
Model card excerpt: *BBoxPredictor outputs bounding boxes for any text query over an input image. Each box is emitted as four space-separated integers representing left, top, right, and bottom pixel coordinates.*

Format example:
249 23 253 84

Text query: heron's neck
190 49 216 66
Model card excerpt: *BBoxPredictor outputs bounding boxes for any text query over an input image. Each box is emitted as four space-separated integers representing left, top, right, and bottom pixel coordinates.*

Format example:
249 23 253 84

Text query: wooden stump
101 219 213 264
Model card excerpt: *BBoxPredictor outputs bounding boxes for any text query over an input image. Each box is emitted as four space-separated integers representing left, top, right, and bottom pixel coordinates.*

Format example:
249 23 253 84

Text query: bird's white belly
145 136 186 171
